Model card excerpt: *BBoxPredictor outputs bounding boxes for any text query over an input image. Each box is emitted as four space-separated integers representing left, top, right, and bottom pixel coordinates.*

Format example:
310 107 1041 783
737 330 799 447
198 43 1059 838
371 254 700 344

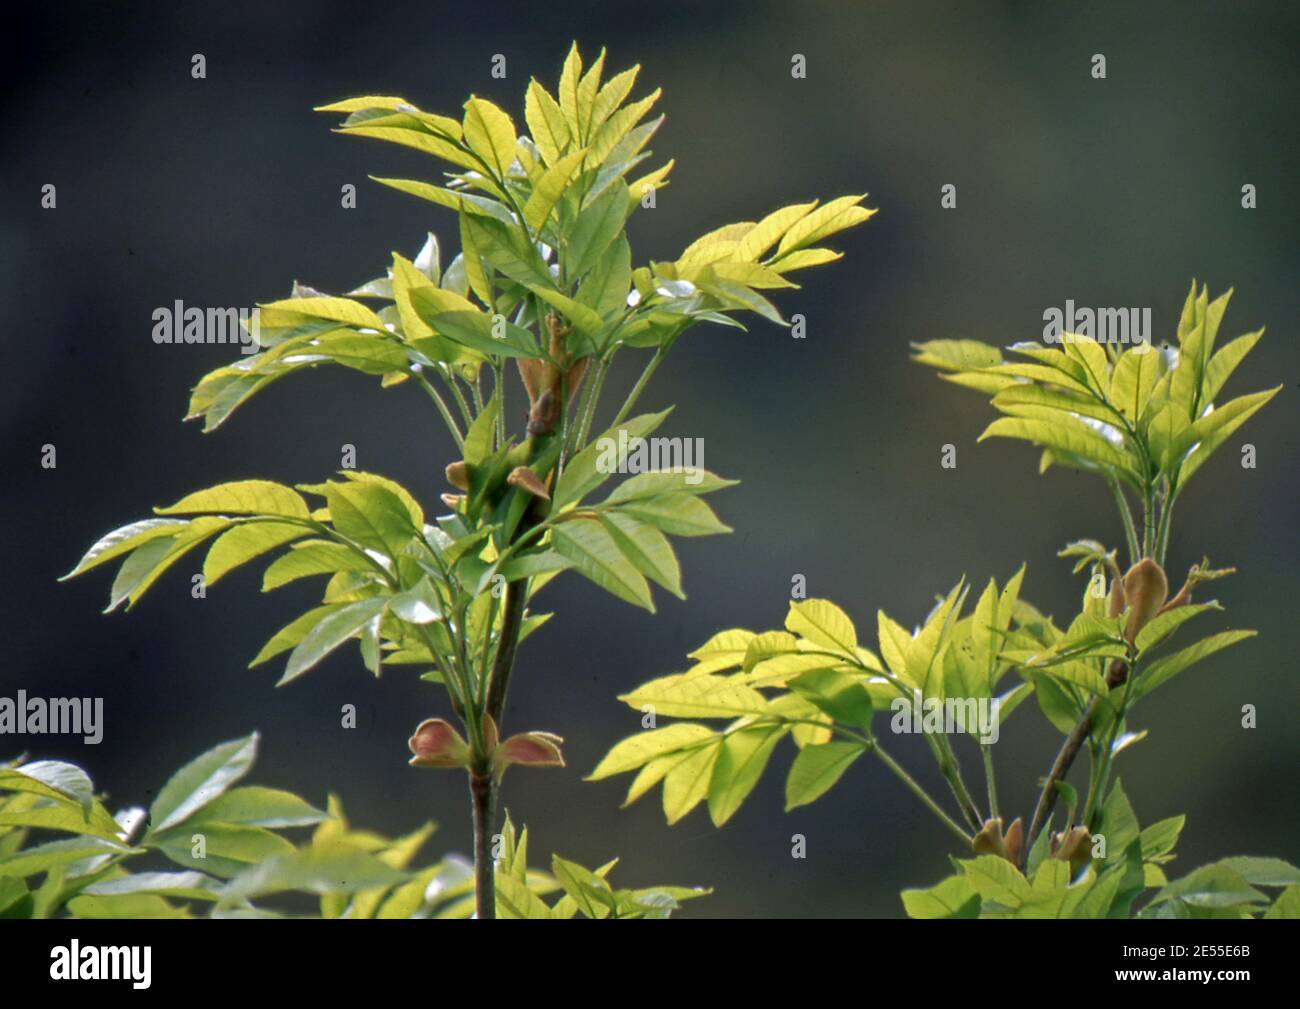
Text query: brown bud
492 731 565 780
565 357 590 402
516 357 555 407
527 389 561 435
1121 558 1168 645
440 493 465 509
1050 825 1093 871
408 718 469 768
481 712 499 754
1107 573 1126 618
1003 817 1024 867
507 466 550 500
445 460 470 491
972 817 1023 864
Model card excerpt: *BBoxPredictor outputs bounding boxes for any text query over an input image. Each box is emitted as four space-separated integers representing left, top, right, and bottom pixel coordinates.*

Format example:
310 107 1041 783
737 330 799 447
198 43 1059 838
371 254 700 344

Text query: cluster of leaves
63 44 872 916
913 282 1280 565
904 782 1300 919
67 43 868 778
0 734 704 919
489 816 708 920
62 453 731 692
189 44 871 434
592 280 1286 918
592 563 1251 834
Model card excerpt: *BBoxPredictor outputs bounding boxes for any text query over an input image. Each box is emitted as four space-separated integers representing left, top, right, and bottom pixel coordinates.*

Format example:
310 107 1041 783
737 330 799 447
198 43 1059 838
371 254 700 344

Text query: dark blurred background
2 1 1296 917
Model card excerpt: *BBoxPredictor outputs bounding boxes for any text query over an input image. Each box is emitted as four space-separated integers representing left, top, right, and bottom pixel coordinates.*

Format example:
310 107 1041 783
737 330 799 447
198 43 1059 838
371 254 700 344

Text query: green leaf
550 855 614 919
325 481 417 558
619 673 769 719
83 871 222 901
662 740 721 824
62 518 190 579
186 787 327 829
1108 346 1162 422
388 576 444 625
1176 385 1282 485
1217 856 1300 887
203 522 309 585
523 148 587 232
1135 629 1256 698
708 726 784 826
0 762 94 817
156 480 310 519
153 823 295 878
784 741 864 810
1140 815 1185 861
1134 601 1221 652
1098 779 1141 861
280 598 389 685
218 842 408 905
258 296 387 332
249 605 341 667
588 724 717 780
961 855 1031 909
615 494 731 537
0 837 138 879
1264 886 1300 919
576 235 632 318
1201 329 1262 405
462 97 517 178
419 307 540 359
788 668 874 730
901 874 981 918
149 733 259 833
553 410 671 509
495 872 554 919
551 519 653 611
107 518 231 610
567 182 630 280
0 795 123 841
597 513 682 599
262 542 371 591
979 416 1129 473
785 598 858 655
1152 862 1267 909
525 80 570 166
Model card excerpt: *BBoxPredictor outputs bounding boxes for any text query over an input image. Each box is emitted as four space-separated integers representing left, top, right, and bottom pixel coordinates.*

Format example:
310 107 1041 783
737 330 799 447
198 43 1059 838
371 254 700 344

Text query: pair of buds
442 459 551 508
407 715 564 781
973 816 1092 871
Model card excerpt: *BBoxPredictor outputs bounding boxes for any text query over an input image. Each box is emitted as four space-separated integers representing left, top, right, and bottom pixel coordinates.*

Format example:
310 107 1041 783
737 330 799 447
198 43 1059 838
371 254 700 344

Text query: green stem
1107 477 1140 568
414 372 465 451
981 745 1000 822
1155 478 1177 566
937 738 984 831
870 742 973 845
570 353 611 458
434 366 474 428
1141 483 1156 559
610 343 670 428
492 360 505 450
